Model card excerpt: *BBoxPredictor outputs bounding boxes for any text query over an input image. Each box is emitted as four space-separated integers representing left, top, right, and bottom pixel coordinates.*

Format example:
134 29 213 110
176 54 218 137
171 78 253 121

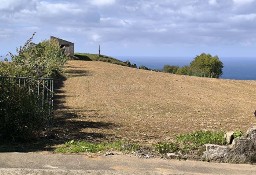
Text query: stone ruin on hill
203 127 256 163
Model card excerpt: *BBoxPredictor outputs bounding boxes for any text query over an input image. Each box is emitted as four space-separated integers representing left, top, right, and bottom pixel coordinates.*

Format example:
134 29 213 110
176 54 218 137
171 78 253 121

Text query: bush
139 65 150 70
0 81 49 141
0 33 67 141
176 66 192 75
3 33 68 78
163 65 179 74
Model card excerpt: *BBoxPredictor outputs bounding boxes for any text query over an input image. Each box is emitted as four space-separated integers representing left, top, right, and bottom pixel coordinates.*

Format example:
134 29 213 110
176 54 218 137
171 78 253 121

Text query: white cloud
233 0 255 5
209 0 218 6
1 0 256 56
231 13 256 21
90 0 116 6
0 0 36 11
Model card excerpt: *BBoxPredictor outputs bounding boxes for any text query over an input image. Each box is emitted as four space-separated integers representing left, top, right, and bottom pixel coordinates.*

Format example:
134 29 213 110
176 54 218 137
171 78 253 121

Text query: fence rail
0 76 54 119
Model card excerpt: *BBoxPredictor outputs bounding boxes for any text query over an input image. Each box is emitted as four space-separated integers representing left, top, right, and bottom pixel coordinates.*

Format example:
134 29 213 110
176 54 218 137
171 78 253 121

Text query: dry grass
54 60 256 145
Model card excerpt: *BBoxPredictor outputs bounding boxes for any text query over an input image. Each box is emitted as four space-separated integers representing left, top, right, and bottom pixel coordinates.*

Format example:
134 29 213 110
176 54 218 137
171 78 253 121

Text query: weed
155 131 226 155
155 142 179 154
233 130 243 138
176 130 225 149
55 140 140 153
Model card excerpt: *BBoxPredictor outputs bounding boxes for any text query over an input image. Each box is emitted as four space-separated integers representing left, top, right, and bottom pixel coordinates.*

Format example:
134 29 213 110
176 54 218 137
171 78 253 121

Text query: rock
225 131 235 144
225 127 256 163
246 126 256 138
203 127 256 163
202 144 229 162
166 153 179 158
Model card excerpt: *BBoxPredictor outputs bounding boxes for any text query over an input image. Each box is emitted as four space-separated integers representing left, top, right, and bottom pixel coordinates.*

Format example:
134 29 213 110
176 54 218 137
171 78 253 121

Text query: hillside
55 60 256 144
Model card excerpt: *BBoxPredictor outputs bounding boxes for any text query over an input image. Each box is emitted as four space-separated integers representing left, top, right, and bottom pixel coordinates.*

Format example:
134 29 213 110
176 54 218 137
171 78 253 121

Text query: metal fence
0 76 54 119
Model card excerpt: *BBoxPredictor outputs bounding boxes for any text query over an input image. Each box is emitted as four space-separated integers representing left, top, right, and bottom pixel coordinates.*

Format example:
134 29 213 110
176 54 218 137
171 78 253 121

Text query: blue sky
1 0 256 59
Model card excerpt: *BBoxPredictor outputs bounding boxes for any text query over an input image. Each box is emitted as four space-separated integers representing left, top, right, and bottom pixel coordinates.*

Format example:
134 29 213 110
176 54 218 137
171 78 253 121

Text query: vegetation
163 65 179 74
163 53 223 78
74 53 137 68
0 83 49 140
233 130 243 138
55 140 140 153
189 53 223 78
155 131 226 155
138 65 150 70
0 33 68 78
56 131 226 156
0 33 68 141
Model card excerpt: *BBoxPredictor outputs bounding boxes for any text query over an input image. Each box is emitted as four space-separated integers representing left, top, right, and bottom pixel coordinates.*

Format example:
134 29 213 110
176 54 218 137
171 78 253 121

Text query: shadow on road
0 68 118 153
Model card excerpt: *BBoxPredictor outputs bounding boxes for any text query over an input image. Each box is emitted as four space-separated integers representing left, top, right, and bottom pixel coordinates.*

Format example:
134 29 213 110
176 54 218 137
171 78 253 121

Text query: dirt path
1 152 256 175
54 60 256 144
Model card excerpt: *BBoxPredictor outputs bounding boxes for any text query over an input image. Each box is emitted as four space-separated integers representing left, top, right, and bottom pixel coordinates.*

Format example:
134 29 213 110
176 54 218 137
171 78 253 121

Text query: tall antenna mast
99 44 101 57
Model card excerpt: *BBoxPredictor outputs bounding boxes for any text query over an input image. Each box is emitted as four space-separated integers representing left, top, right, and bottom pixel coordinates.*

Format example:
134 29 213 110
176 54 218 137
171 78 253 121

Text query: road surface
0 152 256 175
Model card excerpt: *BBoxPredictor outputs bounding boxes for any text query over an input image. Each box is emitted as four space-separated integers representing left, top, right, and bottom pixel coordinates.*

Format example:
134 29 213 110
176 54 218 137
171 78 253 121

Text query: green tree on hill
189 53 223 78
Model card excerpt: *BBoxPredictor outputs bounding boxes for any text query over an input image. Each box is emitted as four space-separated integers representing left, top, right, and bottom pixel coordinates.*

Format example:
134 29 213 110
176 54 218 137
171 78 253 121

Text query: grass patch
155 130 226 154
55 140 140 153
233 130 243 138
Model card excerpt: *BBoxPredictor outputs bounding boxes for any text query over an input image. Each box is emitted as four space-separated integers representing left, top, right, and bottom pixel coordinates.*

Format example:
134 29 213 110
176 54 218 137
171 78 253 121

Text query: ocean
117 56 256 80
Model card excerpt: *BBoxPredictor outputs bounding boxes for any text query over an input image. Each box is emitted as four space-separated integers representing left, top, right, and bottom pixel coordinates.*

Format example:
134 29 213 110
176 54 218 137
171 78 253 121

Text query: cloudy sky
1 0 256 59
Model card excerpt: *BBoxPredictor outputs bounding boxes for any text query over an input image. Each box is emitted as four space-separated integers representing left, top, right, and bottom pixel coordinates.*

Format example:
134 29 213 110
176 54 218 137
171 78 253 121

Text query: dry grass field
54 60 256 145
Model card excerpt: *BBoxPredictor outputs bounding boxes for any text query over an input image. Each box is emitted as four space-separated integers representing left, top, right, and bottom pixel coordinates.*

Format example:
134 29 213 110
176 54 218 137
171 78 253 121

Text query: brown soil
53 60 256 145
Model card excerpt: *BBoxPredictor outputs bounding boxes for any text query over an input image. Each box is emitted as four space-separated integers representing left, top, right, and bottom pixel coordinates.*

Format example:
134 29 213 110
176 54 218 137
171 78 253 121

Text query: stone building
50 36 74 56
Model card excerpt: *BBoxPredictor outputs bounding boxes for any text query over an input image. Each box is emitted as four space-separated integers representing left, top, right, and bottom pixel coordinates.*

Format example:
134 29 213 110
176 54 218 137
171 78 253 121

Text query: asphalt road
0 152 256 175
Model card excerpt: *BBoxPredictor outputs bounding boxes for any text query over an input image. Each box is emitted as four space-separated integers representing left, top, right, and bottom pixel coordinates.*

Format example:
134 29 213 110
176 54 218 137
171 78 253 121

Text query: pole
99 44 101 57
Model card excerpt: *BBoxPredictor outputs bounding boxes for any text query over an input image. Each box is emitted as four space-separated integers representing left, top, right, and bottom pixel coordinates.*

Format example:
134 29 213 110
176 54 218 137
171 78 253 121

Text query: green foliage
74 53 133 67
55 140 140 153
189 53 223 78
176 130 226 150
155 142 179 154
163 65 179 74
234 131 243 138
0 33 67 141
176 66 192 75
139 65 150 70
7 34 68 78
163 53 224 79
155 131 225 155
0 81 49 140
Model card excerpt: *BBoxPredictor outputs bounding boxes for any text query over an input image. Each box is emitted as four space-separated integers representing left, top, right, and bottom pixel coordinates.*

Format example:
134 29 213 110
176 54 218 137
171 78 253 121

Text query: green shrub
0 81 49 141
155 142 179 154
176 66 192 75
2 33 68 78
155 131 226 155
234 131 243 138
163 65 179 74
176 130 226 150
0 33 67 141
139 65 150 70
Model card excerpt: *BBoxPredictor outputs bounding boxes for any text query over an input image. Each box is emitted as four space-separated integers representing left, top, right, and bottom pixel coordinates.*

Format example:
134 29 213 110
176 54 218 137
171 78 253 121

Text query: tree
176 66 191 75
189 53 223 78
